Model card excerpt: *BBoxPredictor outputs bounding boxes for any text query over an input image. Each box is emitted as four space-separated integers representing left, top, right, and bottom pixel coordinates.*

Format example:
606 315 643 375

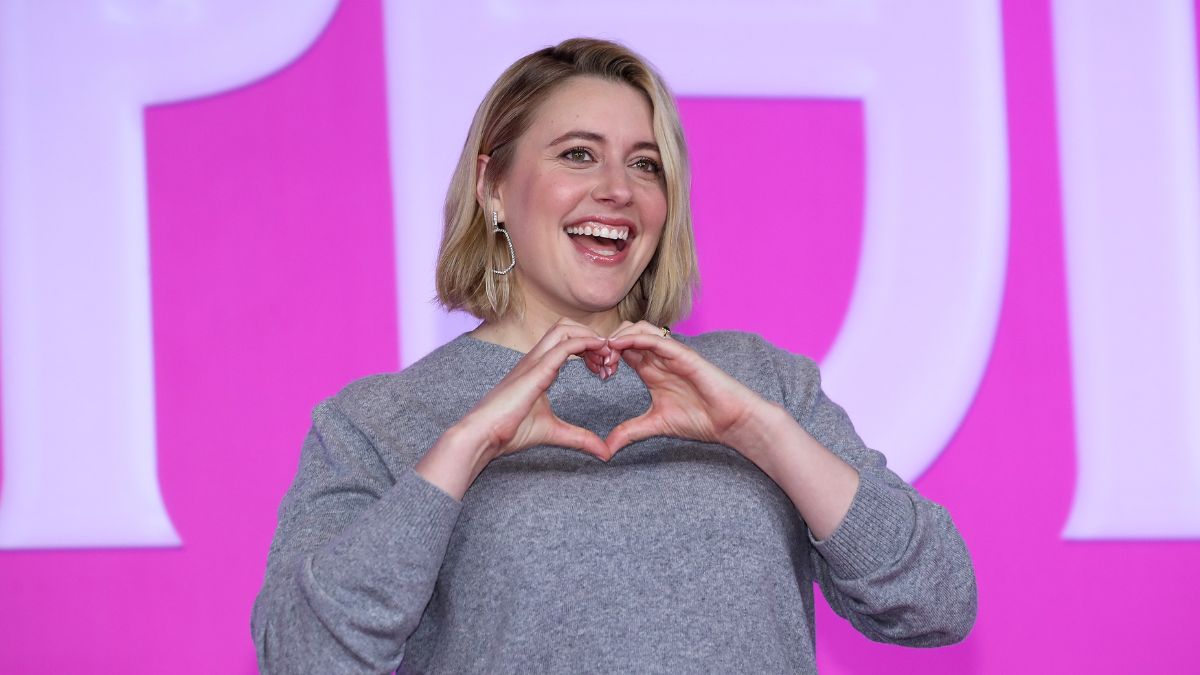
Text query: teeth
565 223 630 240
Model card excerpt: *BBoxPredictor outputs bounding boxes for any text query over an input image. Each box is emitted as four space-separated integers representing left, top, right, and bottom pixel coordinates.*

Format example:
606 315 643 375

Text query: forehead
525 76 656 143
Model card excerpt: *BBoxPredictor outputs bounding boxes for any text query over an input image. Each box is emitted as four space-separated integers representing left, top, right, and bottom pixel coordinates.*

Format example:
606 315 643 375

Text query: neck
470 298 624 354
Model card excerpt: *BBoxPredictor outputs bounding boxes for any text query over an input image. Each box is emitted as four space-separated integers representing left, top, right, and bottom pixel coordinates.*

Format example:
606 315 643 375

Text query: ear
476 154 504 221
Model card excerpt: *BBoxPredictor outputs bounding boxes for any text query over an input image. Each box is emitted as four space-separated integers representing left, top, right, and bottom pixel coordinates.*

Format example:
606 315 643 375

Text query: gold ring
660 325 671 338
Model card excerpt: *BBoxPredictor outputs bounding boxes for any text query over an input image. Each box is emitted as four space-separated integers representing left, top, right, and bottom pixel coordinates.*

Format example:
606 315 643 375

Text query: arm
253 321 615 672
251 400 461 674
605 326 977 647
768 347 977 647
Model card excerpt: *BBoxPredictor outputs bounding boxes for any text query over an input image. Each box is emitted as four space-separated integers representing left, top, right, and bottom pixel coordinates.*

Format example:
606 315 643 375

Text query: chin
575 299 624 315
570 291 628 314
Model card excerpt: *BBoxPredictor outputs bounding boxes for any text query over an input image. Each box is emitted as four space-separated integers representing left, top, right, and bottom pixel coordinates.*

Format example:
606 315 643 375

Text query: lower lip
567 234 630 265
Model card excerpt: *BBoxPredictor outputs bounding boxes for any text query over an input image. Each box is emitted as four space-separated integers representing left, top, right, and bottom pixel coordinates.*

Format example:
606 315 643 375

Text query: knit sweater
252 331 976 674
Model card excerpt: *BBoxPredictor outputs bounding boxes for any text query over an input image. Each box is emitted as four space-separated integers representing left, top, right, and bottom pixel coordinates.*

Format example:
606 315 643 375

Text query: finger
526 318 602 361
589 344 617 375
603 322 652 369
608 320 663 341
600 362 617 380
584 351 617 379
604 323 638 366
621 347 647 371
537 336 610 378
547 327 614 369
612 335 743 403
606 413 662 455
588 354 620 379
509 336 606 393
546 419 612 461
608 331 688 359
600 340 620 368
583 355 603 377
583 350 603 368
592 341 615 364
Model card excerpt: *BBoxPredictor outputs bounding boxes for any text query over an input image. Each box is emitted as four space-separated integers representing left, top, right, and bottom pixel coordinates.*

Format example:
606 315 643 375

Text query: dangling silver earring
491 210 516 275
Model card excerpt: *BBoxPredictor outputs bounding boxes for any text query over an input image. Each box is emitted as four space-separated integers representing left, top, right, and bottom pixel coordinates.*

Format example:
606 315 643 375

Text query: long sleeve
253 333 974 673
252 399 462 673
767 341 978 647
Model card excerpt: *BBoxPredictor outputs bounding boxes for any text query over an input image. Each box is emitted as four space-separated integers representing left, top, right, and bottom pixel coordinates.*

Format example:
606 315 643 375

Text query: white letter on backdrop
0 0 338 548
382 0 1009 480
1053 0 1200 538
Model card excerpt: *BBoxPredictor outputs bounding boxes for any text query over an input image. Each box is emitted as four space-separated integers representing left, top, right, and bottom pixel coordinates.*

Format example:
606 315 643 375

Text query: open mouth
564 223 630 257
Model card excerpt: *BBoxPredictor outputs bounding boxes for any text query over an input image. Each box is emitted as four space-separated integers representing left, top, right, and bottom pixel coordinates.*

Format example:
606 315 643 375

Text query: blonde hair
436 37 698 325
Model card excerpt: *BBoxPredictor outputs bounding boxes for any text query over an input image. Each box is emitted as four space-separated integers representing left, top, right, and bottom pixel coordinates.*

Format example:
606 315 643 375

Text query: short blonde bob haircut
436 37 698 326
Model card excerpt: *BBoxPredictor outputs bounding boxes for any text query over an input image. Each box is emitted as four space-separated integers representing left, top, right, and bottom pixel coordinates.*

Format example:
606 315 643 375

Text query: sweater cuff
371 467 463 553
317 467 463 569
810 476 915 579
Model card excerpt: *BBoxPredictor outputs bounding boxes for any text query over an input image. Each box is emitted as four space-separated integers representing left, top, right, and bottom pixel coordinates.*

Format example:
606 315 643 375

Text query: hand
604 322 779 458
456 318 616 463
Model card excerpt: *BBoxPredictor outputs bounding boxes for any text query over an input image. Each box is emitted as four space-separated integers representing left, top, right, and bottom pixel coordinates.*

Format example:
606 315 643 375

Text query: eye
561 147 594 163
631 157 663 175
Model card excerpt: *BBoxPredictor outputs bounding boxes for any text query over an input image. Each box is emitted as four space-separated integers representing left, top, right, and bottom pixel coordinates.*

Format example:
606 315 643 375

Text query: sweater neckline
454 332 597 363
449 332 619 382
455 332 527 359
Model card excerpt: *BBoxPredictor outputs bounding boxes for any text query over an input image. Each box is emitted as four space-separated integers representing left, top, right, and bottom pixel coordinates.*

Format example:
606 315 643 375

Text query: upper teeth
565 223 630 240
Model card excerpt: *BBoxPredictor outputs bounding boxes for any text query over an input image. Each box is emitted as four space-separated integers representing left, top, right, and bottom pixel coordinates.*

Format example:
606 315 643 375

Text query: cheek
524 175 589 222
639 186 669 238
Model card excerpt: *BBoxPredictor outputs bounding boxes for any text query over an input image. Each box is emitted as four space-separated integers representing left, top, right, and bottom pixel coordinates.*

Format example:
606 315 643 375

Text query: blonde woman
253 38 976 674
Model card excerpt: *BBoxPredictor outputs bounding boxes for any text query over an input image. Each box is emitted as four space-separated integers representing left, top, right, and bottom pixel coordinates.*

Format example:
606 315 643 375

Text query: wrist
414 424 495 501
444 419 500 463
722 401 795 462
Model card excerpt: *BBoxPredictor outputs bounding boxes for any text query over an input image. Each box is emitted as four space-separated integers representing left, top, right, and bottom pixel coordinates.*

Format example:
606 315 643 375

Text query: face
488 76 667 322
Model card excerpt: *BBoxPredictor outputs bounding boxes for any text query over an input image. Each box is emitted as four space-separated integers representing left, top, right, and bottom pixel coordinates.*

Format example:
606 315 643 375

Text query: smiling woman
471 76 669 340
251 38 977 674
437 39 695 333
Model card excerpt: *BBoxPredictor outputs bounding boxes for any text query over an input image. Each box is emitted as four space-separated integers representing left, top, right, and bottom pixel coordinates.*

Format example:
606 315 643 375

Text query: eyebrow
548 130 660 154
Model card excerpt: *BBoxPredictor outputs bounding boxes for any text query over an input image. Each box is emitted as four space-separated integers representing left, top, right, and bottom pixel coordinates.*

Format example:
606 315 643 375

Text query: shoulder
317 335 497 435
676 330 822 411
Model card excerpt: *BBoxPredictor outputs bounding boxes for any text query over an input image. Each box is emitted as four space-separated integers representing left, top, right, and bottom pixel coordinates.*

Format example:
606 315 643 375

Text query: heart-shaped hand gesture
420 318 780 500
457 317 618 463
419 318 623 498
463 319 775 461
603 321 774 459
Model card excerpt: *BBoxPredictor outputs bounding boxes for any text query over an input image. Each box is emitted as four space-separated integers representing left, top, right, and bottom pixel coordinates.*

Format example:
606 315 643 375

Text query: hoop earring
492 210 516 275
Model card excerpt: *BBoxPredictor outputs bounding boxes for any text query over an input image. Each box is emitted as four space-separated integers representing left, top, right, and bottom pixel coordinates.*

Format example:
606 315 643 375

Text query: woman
253 38 976 673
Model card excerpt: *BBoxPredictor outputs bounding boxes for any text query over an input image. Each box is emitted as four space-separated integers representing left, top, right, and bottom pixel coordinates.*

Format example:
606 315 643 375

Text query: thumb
546 419 612 462
606 413 661 455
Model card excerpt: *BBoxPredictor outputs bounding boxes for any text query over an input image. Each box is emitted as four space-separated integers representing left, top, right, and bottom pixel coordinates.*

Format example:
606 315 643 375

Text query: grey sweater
252 331 976 674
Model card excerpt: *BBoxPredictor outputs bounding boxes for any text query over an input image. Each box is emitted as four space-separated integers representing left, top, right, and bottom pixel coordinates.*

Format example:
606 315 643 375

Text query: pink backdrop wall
1 1 1198 672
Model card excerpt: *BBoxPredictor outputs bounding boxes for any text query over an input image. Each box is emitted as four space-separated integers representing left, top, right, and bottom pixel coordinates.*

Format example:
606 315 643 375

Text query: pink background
2 1 1199 672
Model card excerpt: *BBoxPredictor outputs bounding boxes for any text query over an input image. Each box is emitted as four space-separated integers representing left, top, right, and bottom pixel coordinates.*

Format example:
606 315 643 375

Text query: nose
592 161 633 206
